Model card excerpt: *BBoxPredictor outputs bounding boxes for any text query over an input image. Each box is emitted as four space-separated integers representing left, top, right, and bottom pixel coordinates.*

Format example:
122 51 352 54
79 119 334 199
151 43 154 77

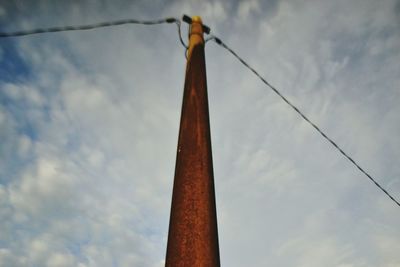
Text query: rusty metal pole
165 16 220 267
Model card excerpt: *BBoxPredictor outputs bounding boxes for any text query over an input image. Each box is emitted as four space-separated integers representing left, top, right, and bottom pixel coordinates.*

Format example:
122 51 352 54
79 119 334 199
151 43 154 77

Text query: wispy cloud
1 0 399 266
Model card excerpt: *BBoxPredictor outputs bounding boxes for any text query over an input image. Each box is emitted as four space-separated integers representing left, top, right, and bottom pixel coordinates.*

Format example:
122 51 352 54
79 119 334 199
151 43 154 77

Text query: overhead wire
175 20 188 49
0 16 189 58
0 17 179 37
207 35 400 208
174 20 189 59
1 16 398 207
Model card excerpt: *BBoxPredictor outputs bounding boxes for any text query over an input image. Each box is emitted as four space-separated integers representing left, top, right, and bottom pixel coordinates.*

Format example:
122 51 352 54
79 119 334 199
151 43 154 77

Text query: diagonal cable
0 17 179 38
0 17 188 58
208 35 400 208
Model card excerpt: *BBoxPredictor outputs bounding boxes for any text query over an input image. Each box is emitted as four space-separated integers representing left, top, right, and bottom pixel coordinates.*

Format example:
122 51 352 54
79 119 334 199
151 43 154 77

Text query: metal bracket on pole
182 14 211 34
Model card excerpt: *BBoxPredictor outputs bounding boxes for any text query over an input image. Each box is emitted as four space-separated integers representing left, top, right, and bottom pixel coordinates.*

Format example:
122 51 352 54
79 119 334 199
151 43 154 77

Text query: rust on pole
165 16 220 267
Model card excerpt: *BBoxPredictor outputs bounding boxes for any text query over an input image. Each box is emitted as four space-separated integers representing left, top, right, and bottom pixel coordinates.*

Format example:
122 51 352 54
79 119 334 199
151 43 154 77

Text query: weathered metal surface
165 16 220 267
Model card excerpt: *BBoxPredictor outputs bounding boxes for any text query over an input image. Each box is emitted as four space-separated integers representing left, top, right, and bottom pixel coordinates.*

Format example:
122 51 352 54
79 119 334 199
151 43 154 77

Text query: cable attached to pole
2 16 397 208
208 35 400 208
0 17 179 37
0 16 190 58
0 16 191 59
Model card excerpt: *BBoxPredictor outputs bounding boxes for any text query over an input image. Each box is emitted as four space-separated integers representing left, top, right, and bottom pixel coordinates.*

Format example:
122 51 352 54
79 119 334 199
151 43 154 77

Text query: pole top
186 16 204 59
182 14 210 34
191 16 203 23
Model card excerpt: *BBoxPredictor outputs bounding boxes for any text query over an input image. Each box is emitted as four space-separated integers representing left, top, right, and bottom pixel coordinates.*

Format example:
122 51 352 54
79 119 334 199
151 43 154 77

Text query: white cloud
46 252 75 267
237 0 260 21
1 0 400 266
17 134 32 157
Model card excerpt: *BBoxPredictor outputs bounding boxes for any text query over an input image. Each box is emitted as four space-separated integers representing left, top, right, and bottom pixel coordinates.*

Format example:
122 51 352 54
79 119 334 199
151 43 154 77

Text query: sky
0 0 400 266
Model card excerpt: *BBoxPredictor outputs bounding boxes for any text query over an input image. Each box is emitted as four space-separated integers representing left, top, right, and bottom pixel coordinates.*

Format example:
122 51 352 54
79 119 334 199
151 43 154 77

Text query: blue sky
1 0 400 266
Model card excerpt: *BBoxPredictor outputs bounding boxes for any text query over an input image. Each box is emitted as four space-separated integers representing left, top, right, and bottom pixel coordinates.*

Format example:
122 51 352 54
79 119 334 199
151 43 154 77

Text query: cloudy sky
1 0 400 266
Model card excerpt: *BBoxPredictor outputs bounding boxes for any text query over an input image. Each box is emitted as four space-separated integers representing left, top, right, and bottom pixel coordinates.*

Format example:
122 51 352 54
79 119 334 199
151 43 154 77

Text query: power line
0 16 189 58
0 17 179 37
175 20 188 49
208 35 400 208
1 16 398 208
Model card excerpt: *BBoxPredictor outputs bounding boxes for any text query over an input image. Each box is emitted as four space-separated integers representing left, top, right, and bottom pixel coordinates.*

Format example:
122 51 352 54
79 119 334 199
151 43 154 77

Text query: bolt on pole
165 16 221 267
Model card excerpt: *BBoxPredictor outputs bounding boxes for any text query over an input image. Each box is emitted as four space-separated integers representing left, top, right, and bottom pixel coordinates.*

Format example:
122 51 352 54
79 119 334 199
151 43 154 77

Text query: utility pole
165 16 220 267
